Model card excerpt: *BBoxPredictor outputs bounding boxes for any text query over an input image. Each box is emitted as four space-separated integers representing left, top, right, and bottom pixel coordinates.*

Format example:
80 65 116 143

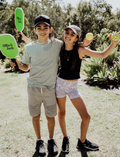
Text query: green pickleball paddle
15 7 24 32
0 34 19 70
15 7 24 43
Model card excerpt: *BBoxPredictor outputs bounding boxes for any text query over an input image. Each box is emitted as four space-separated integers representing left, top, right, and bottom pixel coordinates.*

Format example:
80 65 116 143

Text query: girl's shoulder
78 46 86 59
78 46 86 52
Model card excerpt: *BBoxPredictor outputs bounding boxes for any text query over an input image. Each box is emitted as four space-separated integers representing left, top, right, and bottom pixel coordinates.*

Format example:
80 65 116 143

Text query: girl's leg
70 97 90 143
32 114 41 139
46 116 55 138
57 96 68 137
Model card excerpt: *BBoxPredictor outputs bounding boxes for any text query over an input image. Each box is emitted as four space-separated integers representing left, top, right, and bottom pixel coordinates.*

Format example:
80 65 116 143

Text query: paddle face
15 7 24 32
0 34 19 59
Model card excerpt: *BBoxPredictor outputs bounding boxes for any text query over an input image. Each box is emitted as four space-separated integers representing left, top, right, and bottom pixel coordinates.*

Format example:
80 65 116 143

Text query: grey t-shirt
22 38 62 88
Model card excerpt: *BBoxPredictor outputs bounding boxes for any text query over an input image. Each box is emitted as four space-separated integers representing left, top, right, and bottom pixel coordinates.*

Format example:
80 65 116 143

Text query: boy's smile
34 23 52 42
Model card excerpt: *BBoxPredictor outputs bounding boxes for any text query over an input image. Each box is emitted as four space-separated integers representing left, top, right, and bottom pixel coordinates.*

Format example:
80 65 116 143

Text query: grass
0 72 120 157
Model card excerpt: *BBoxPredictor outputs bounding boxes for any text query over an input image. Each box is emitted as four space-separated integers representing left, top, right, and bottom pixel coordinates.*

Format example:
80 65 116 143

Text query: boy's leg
27 86 46 156
46 116 58 156
46 116 55 138
32 114 41 139
42 87 58 155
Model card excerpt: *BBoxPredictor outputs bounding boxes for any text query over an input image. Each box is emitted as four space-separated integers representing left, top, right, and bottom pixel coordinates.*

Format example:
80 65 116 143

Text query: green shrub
4 59 11 69
82 45 120 89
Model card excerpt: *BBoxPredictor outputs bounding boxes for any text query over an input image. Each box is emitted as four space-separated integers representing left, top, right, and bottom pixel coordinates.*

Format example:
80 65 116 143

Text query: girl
55 25 119 153
12 15 91 156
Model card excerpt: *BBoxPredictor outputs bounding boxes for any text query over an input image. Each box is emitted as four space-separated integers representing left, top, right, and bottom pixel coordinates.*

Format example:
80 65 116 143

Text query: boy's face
64 28 78 44
34 23 52 41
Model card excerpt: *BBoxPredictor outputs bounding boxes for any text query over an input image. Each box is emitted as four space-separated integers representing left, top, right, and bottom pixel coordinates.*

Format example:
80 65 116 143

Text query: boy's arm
11 59 30 72
79 38 93 47
14 29 31 44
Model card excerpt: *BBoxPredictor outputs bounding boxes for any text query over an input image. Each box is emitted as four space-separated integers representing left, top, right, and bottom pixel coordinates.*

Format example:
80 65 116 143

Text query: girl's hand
109 32 120 44
14 28 31 44
14 28 25 41
82 37 93 47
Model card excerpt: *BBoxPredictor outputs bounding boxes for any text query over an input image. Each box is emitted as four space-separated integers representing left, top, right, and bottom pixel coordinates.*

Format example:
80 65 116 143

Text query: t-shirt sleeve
55 39 63 49
22 46 31 64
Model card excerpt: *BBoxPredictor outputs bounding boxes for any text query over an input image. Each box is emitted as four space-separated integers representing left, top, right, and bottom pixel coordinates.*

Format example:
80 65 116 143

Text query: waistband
57 76 78 83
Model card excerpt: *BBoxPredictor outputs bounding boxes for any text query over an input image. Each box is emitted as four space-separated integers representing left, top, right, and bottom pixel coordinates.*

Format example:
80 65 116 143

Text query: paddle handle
11 59 19 71
18 33 22 43
0 51 6 59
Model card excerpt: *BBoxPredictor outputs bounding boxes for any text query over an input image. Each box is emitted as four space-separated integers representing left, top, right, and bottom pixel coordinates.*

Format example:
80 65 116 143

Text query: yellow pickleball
86 33 93 40
111 33 120 41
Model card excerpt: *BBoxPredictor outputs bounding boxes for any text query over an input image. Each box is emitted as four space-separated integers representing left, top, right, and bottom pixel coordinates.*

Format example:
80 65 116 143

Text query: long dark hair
60 36 79 70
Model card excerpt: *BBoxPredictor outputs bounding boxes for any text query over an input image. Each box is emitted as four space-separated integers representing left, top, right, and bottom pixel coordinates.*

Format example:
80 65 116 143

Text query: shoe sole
48 150 58 156
33 151 46 157
48 152 58 156
76 146 99 151
61 150 69 154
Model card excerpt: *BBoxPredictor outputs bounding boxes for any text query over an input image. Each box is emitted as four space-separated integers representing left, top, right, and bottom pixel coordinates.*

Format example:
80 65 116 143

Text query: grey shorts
27 86 57 118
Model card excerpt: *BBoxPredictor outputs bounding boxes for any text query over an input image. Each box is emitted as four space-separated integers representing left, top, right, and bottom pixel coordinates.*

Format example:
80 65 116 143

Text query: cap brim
34 21 51 27
64 26 77 35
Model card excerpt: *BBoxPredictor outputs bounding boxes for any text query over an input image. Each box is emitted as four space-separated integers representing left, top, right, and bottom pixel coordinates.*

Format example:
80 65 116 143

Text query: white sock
37 138 42 142
48 138 53 141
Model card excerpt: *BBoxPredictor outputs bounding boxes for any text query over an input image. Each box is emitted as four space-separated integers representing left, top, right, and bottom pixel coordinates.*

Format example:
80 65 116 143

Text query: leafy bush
82 43 120 89
4 59 11 69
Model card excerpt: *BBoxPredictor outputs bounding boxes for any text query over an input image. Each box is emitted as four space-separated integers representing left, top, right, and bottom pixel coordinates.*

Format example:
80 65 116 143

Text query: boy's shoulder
25 41 38 51
54 38 62 44
25 41 37 47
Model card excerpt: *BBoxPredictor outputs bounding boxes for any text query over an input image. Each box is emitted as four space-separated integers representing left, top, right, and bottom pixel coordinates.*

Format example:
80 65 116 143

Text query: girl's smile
64 29 78 44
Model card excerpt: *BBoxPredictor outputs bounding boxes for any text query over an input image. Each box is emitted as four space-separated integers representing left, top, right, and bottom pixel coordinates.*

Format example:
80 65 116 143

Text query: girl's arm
78 32 119 59
14 29 31 44
11 59 30 72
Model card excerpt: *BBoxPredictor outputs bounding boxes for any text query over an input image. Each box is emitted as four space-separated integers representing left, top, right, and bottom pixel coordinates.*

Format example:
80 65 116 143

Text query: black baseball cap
34 15 51 27
64 25 81 38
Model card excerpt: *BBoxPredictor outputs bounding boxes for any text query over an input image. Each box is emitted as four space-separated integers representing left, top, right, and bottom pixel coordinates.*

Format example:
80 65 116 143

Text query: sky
5 0 120 12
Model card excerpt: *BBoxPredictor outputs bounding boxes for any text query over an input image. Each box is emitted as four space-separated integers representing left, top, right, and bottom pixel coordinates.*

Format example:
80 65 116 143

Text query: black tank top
58 49 82 80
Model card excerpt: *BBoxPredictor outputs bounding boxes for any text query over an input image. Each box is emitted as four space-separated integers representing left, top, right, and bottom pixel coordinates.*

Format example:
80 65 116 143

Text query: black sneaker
61 137 69 154
35 140 46 156
48 139 58 156
76 138 99 151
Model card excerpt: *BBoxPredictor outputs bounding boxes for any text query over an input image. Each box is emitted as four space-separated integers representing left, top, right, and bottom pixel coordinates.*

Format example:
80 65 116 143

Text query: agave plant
82 57 103 78
82 46 120 88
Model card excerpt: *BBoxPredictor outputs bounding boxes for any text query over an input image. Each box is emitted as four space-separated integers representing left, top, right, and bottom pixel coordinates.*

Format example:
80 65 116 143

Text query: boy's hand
9 58 19 68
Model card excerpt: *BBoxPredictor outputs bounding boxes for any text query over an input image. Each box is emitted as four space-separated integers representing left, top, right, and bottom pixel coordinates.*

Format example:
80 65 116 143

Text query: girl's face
64 29 78 44
34 23 52 42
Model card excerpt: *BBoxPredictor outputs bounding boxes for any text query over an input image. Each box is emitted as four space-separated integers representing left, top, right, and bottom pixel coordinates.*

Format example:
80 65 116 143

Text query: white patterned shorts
55 76 81 99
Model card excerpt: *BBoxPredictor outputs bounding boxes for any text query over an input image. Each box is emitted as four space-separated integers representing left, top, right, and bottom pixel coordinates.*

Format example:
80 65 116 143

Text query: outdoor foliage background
0 0 120 156
0 0 120 88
